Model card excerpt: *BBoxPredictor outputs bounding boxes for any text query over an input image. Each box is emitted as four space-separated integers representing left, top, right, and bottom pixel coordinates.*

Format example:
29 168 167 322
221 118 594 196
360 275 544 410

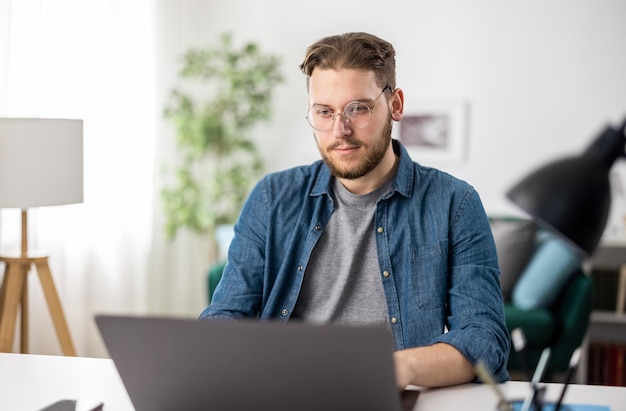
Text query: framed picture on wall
393 100 468 165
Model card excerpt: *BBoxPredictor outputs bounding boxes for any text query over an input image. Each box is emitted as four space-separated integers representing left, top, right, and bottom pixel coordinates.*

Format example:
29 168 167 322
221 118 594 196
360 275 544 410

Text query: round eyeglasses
306 86 392 131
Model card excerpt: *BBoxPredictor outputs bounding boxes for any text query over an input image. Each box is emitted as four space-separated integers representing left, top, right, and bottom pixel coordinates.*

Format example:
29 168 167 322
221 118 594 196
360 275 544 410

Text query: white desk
1 353 625 411
414 381 626 411
0 353 134 411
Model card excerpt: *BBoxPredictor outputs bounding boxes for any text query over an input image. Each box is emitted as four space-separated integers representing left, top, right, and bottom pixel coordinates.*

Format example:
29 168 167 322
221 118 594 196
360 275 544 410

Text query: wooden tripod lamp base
0 211 77 356
0 254 76 355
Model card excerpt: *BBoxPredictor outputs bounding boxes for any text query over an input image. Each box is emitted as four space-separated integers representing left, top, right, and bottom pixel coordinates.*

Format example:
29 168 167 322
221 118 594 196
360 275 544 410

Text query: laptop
95 315 419 411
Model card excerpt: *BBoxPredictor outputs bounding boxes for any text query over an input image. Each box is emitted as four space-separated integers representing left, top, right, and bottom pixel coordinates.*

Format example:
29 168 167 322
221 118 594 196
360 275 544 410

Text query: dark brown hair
299 32 396 90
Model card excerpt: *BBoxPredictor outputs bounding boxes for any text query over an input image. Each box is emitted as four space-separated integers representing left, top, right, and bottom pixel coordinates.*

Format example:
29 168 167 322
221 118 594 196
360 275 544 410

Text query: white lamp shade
0 118 83 209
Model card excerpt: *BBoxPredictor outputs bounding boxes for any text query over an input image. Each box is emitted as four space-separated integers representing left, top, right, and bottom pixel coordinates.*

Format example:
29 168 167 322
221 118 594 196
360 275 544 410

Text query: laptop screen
96 315 416 411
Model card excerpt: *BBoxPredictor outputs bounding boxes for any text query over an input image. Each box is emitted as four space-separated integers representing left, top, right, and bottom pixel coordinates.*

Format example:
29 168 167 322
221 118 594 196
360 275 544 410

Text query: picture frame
393 100 468 165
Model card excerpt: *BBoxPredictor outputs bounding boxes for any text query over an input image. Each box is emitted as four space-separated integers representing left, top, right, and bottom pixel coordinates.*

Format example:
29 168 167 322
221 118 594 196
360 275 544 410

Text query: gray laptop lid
95 315 414 411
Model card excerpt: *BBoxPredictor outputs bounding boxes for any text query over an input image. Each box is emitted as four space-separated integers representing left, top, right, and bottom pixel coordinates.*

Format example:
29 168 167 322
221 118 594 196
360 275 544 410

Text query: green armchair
490 216 594 379
207 261 227 302
504 269 593 378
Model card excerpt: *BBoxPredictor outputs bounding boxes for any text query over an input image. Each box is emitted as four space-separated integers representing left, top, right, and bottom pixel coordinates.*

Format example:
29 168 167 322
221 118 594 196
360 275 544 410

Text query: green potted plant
161 32 283 255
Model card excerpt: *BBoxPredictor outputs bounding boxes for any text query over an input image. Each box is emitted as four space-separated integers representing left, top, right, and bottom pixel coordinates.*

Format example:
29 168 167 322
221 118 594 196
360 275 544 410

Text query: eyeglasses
306 85 392 131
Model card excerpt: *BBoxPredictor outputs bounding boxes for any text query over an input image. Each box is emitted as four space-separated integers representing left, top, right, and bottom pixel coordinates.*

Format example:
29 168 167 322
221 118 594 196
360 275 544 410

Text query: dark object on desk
96 315 408 411
38 399 103 411
401 390 420 411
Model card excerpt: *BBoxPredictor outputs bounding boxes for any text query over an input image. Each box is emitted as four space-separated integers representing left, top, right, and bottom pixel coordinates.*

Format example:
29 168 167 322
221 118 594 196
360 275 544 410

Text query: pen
554 347 581 411
521 347 551 411
474 361 512 411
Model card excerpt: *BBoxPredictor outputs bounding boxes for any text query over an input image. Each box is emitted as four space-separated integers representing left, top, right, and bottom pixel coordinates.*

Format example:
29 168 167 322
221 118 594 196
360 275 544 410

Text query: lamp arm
582 117 626 169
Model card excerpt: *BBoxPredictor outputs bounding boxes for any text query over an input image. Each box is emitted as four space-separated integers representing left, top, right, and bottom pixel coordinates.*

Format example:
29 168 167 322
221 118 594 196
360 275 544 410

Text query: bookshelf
590 311 626 335
585 246 626 386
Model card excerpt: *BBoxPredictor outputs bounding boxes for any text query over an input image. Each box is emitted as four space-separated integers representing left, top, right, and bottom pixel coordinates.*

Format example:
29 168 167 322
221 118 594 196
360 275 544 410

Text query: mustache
326 138 363 152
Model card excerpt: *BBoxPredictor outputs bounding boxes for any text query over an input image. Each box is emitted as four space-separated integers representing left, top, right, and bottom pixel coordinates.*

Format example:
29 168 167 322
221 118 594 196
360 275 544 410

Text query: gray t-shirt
292 177 393 327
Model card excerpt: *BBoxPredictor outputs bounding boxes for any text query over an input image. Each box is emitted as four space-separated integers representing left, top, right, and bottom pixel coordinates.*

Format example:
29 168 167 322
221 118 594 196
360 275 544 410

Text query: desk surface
0 353 134 410
415 382 626 411
1 353 625 411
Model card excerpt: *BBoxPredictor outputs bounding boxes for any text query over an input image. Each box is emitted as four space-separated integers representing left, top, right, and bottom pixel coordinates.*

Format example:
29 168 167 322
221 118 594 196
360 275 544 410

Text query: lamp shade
0 118 83 209
507 120 626 257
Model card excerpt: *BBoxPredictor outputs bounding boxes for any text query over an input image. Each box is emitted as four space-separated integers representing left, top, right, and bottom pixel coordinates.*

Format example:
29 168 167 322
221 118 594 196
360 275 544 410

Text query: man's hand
393 343 475 389
393 349 420 389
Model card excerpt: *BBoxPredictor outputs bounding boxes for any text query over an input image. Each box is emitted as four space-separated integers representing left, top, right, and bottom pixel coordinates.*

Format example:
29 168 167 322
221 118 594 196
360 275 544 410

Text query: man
200 32 510 388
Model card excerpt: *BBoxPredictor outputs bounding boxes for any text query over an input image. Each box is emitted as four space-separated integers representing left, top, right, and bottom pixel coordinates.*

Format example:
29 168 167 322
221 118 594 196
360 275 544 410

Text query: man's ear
390 88 404 121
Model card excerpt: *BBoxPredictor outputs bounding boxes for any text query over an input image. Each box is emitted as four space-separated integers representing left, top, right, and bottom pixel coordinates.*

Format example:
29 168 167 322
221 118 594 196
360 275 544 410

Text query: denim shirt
200 139 511 382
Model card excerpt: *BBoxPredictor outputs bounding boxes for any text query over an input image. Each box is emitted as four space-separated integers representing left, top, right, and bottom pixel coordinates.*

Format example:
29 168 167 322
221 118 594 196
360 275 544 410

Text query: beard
316 118 394 180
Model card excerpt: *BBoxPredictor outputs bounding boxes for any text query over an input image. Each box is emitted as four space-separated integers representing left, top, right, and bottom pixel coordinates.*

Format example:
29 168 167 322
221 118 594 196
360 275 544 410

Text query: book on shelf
587 341 626 386
617 264 626 314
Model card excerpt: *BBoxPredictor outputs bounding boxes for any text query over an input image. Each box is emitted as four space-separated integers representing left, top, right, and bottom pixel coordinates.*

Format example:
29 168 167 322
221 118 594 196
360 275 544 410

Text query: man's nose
331 112 351 138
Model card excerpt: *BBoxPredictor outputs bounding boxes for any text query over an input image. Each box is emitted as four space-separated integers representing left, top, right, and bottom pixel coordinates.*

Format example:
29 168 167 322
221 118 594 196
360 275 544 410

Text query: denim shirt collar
309 139 416 199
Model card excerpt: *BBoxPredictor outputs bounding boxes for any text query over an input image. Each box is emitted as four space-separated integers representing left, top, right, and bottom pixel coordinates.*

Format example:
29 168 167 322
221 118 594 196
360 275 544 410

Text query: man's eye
347 103 368 115
314 107 333 117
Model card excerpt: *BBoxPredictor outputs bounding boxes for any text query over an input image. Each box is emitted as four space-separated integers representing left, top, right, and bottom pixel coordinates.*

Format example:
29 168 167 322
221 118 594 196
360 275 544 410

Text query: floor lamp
0 118 83 356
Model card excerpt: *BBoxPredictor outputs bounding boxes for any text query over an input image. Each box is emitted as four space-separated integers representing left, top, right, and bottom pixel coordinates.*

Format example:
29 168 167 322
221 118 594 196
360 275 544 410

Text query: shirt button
281 309 289 316
382 271 390 278
377 227 384 233
315 224 321 231
297 266 303 271
391 317 398 324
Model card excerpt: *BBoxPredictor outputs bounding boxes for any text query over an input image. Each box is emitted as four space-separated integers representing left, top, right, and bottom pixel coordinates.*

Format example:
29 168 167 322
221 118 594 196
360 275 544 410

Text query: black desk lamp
505 118 626 410
507 117 626 257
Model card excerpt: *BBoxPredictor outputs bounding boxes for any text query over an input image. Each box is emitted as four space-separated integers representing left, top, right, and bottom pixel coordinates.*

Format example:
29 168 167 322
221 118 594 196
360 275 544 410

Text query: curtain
0 0 157 357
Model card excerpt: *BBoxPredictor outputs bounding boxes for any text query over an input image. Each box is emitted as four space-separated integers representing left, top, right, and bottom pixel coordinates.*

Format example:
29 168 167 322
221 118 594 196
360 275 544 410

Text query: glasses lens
307 105 333 131
306 103 373 131
344 102 372 128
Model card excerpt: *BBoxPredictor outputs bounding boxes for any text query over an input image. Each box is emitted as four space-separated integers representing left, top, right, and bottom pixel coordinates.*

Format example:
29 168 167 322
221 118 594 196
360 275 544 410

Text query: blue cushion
511 232 582 310
490 218 537 302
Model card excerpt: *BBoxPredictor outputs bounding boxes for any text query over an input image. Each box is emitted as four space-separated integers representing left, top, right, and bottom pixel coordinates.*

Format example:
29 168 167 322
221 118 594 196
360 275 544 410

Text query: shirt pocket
409 240 448 310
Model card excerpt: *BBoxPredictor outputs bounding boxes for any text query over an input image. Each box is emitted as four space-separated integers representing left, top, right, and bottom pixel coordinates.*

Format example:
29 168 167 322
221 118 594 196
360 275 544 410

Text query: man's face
308 68 393 180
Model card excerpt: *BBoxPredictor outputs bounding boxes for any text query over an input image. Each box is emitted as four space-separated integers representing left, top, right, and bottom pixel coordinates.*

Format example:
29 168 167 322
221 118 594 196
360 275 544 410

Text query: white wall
0 1 10 114
156 0 626 239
